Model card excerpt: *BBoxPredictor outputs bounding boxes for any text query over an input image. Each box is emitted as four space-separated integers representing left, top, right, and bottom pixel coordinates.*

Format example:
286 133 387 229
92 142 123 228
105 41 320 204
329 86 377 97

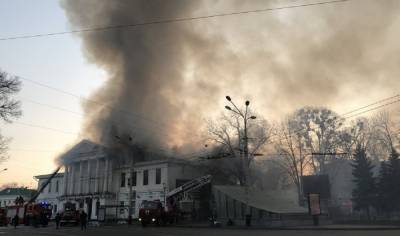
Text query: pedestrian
55 213 61 229
80 210 87 231
12 214 19 229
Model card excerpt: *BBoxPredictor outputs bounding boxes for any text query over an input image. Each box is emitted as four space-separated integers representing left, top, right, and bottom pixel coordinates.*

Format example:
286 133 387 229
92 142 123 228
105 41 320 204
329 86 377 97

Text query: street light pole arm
229 108 242 117
229 100 245 117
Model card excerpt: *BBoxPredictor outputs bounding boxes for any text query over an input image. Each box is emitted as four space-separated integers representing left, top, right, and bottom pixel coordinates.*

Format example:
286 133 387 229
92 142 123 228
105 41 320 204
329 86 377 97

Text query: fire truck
59 201 80 226
0 208 8 226
138 174 211 227
24 202 53 227
23 167 61 227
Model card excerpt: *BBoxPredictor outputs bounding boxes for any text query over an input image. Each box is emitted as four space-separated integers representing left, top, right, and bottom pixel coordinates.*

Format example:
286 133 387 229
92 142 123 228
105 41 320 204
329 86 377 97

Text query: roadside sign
308 193 321 216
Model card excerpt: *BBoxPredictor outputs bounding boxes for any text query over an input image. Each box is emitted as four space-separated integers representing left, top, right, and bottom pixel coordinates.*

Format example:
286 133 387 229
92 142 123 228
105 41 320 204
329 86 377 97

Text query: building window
131 200 136 215
143 170 148 186
96 201 100 216
132 171 137 186
241 203 245 218
233 199 237 218
55 180 59 193
156 168 161 184
120 172 126 187
120 201 124 206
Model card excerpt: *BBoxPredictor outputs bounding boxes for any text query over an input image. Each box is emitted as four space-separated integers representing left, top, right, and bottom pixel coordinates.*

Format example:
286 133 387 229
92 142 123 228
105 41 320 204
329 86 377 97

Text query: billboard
301 175 330 199
308 193 321 216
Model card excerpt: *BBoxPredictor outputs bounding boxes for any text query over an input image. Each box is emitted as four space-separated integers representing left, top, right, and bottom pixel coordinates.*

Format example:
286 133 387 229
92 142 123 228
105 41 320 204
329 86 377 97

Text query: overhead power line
340 94 400 117
18 75 207 143
21 97 83 117
20 76 178 134
269 94 400 144
343 98 400 120
0 0 350 41
9 148 60 153
13 121 79 135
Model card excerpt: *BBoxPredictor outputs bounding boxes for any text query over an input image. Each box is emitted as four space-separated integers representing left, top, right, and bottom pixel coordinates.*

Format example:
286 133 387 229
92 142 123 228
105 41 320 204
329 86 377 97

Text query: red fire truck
22 167 61 227
0 208 8 226
138 175 211 227
59 202 80 226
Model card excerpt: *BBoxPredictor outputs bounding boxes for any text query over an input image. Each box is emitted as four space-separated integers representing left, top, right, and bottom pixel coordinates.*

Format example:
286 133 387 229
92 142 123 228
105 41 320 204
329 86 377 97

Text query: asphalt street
1 225 400 236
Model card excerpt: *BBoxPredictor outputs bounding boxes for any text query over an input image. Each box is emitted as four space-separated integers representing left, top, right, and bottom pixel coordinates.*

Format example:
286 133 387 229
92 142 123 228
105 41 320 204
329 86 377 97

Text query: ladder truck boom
167 175 212 198
28 166 61 203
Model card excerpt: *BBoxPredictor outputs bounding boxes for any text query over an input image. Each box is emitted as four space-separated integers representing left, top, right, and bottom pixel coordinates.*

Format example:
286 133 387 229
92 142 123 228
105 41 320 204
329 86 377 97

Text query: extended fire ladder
166 175 212 198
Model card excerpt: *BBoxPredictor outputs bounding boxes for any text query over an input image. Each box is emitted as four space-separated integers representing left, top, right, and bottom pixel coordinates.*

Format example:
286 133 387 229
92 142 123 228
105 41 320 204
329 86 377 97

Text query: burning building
58 139 205 220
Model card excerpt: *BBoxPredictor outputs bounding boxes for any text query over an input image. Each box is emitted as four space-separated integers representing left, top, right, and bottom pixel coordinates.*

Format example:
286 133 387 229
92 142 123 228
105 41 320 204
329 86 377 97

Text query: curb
174 224 400 231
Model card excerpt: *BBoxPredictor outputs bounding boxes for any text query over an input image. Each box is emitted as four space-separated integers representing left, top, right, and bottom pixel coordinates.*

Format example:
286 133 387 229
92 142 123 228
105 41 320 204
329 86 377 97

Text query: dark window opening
132 171 137 186
143 170 148 186
120 172 126 187
156 168 161 184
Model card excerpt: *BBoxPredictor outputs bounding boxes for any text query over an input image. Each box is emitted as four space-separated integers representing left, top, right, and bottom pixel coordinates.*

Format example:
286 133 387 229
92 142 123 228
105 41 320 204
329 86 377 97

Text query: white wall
36 175 64 216
114 161 204 219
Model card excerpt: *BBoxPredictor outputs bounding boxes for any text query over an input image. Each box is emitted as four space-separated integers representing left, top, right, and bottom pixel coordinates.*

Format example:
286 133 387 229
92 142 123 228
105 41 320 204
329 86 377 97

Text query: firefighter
12 214 19 229
79 210 87 231
55 213 61 229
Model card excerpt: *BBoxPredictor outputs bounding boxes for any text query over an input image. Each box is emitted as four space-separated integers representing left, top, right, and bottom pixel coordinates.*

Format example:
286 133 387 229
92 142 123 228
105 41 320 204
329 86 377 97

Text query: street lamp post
225 96 256 186
225 96 256 226
115 136 135 224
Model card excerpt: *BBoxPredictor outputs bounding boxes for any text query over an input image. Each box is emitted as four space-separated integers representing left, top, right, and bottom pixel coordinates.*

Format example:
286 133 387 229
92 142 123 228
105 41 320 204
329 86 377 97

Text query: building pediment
60 139 107 163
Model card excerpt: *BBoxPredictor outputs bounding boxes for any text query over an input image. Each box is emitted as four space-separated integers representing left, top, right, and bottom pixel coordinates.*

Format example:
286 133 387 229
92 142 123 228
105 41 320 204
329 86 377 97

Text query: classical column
70 164 75 195
87 160 91 194
95 159 100 193
63 165 69 196
108 160 113 192
103 158 109 193
78 161 83 195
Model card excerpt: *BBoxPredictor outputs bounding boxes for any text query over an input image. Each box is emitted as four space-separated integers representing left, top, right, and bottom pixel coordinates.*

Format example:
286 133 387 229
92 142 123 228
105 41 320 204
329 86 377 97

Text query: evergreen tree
376 148 400 214
376 161 391 213
389 148 400 211
352 145 376 218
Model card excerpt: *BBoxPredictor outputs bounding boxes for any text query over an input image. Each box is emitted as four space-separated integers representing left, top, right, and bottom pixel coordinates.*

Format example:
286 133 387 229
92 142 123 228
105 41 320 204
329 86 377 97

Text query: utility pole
115 135 135 224
128 164 134 224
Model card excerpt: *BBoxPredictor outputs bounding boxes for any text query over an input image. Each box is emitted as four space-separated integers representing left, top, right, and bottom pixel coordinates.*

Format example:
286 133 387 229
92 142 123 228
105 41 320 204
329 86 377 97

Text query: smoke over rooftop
60 0 400 158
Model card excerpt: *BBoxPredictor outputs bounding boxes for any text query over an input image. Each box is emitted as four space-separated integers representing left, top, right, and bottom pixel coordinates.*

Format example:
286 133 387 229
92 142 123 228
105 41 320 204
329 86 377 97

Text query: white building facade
58 139 202 220
35 173 64 217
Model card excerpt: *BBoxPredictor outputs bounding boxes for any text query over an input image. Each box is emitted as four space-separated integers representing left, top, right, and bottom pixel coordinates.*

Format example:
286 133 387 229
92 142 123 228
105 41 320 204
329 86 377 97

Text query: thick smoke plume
61 0 400 159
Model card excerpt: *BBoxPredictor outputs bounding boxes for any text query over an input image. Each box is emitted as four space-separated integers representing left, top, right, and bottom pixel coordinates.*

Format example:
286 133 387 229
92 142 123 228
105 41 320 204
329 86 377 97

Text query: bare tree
0 70 22 163
288 107 343 174
337 118 374 158
372 111 399 156
207 111 272 186
274 117 313 203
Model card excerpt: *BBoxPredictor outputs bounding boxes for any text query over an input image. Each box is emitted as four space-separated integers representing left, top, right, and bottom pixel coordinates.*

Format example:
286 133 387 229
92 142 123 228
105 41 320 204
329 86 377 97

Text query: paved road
2 225 400 236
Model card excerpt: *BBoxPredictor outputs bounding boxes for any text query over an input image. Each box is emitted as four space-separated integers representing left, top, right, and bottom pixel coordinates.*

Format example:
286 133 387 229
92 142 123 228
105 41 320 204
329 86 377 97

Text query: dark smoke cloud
61 0 400 157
